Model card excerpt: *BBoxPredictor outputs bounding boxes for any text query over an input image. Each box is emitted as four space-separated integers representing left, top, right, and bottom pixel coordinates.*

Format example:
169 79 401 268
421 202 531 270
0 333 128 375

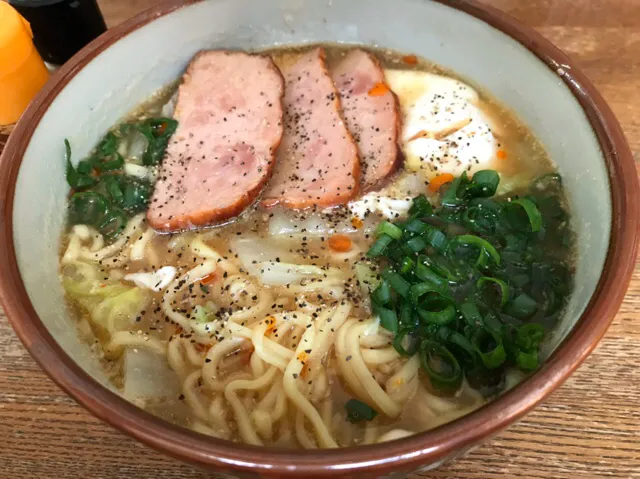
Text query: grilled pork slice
261 47 360 209
332 49 402 191
147 51 285 232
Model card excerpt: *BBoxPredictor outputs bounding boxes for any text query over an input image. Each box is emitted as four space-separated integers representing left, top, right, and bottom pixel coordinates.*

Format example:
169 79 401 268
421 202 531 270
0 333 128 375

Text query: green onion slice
516 349 539 371
516 323 545 351
476 276 509 307
420 340 463 391
367 234 394 258
504 293 538 319
509 198 542 232
466 170 500 198
372 280 392 306
448 234 501 268
345 399 378 423
381 268 411 299
376 221 403 240
372 302 398 333
473 328 507 369
393 328 418 356
409 194 433 217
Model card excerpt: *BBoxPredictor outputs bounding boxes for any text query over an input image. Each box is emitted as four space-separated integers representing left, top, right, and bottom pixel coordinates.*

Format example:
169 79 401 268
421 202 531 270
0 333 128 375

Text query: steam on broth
59 44 574 447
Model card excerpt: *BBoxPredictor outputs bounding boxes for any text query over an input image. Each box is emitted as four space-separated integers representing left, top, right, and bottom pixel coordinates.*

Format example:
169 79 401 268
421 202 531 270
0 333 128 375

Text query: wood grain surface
1 1 639 477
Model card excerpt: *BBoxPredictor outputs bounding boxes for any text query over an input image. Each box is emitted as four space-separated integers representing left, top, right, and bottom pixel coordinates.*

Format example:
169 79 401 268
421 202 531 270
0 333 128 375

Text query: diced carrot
402 54 418 65
428 173 455 192
351 217 364 229
201 271 217 285
328 234 353 252
368 82 390 96
297 352 309 364
496 149 507 160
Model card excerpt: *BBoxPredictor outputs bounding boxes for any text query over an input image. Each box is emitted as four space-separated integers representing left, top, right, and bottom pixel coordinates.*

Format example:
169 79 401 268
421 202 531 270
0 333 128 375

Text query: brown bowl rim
0 0 638 476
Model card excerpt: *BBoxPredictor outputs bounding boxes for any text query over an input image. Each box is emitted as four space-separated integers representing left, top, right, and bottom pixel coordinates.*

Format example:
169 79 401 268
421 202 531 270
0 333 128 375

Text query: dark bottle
8 0 107 66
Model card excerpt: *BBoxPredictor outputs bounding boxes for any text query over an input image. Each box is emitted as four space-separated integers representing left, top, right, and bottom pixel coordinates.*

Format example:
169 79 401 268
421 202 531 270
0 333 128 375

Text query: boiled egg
384 69 501 179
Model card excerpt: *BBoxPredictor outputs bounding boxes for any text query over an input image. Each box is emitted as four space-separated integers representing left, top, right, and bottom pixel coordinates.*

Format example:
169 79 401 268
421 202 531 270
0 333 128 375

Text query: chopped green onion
400 256 415 275
448 234 501 268
466 170 500 198
417 304 456 325
410 282 447 303
372 280 392 306
345 399 378 423
404 218 430 235
441 172 469 208
476 276 509 307
473 328 507 369
393 328 418 356
516 349 539 370
420 340 463 391
404 236 428 253
409 194 432 217
424 228 448 252
460 302 483 327
373 302 398 333
415 262 447 287
362 171 571 393
504 293 538 318
483 312 504 334
516 323 545 351
399 300 414 327
381 268 411 299
509 198 542 232
367 234 394 258
438 328 477 361
376 221 403 240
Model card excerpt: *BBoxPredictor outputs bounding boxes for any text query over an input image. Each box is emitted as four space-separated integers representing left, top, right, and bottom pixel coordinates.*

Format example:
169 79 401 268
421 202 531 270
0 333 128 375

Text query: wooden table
1 1 639 477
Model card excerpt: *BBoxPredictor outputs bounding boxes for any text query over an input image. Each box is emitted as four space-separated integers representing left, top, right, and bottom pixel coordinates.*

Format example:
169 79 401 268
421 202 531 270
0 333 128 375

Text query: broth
59 44 574 447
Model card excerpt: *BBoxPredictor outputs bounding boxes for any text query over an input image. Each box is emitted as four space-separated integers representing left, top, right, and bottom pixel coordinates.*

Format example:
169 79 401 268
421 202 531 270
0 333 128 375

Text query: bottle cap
0 2 34 77
0 2 49 125
8 0 107 66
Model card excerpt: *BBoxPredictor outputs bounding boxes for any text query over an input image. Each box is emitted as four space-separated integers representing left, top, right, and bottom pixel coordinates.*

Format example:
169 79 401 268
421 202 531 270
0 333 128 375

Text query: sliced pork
261 48 360 209
332 49 402 191
147 51 285 232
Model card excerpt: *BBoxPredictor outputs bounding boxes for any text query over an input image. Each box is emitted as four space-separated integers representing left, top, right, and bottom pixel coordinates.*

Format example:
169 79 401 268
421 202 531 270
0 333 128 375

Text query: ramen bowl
0 0 637 476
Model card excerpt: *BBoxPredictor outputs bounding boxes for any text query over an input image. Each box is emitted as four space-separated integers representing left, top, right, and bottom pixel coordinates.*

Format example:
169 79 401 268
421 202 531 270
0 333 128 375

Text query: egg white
384 69 501 179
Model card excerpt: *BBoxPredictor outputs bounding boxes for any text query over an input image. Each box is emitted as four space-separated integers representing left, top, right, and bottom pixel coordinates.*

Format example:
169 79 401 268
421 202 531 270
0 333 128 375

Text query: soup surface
59 44 574 447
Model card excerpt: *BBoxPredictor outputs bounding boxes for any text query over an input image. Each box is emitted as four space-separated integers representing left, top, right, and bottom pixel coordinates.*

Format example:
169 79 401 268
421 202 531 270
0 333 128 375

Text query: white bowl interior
13 0 610 393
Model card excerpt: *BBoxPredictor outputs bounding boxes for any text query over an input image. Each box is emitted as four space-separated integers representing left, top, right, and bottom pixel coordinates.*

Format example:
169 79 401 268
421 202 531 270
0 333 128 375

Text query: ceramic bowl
0 0 638 477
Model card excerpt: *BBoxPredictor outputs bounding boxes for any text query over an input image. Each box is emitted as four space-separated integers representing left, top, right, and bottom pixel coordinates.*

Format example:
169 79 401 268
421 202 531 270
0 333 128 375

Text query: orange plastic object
0 2 50 126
